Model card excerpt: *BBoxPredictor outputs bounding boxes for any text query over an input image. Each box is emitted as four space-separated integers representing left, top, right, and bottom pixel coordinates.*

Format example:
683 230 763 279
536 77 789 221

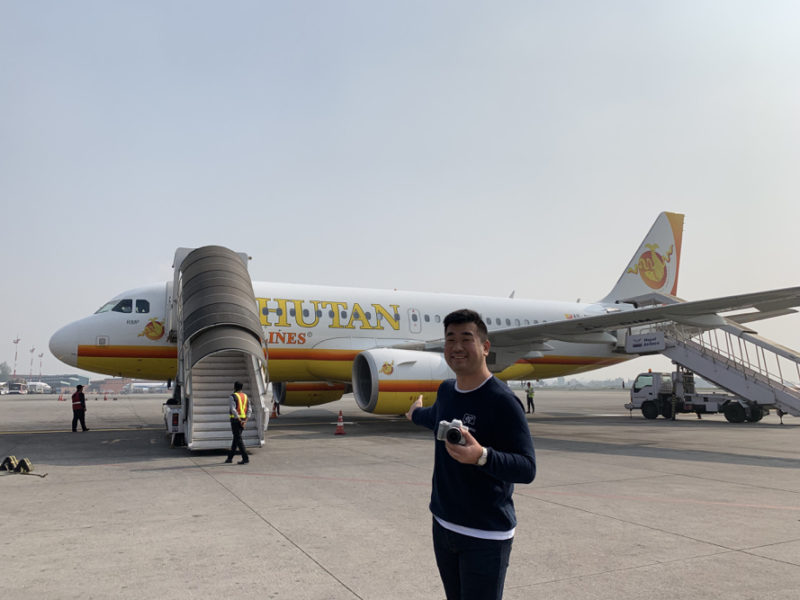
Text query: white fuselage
49 281 631 383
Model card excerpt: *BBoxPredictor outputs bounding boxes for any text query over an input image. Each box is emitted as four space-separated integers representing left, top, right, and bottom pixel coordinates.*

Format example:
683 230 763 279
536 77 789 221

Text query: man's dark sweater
412 377 536 532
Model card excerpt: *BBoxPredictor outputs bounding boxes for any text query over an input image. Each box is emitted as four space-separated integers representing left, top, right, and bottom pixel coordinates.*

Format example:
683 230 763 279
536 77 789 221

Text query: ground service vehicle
625 370 767 423
7 382 28 395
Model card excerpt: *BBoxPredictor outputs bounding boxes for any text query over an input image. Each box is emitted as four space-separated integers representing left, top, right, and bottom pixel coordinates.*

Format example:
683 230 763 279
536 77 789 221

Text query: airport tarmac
1 389 799 600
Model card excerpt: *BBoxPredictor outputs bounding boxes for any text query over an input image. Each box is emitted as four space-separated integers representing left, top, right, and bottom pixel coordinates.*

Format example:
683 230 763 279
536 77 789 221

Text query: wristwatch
476 446 488 466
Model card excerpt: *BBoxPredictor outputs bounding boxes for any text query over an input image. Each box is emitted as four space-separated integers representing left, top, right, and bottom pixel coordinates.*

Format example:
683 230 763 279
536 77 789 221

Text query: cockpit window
135 300 150 314
95 301 117 314
95 299 134 314
112 299 133 313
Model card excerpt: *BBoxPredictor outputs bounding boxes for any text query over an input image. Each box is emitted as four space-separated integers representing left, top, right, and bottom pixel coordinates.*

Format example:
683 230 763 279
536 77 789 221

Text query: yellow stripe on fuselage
77 345 178 380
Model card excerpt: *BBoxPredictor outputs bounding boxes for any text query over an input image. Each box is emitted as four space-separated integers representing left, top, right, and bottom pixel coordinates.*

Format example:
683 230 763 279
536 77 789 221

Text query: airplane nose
49 322 80 368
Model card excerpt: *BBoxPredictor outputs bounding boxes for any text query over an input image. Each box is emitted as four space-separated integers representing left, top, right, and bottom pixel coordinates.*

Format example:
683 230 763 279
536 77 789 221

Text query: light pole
12 337 20 379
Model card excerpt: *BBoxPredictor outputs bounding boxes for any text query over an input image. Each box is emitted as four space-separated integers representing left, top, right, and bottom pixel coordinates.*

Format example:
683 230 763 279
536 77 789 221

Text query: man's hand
445 427 484 465
405 395 423 421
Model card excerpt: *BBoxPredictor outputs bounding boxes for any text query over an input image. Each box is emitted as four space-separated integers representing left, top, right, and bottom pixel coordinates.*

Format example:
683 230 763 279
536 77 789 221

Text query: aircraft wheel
723 402 746 423
641 402 659 420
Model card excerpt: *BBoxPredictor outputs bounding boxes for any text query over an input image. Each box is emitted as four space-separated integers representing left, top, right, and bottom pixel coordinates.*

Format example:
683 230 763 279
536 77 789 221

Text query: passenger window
113 299 133 313
515 319 520 326
424 315 430 322
303 309 310 317
435 315 441 323
365 312 372 320
135 300 150 314
524 319 530 326
505 318 511 326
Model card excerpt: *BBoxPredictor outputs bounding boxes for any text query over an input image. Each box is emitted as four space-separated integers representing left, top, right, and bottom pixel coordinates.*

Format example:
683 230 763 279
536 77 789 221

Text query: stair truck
625 369 767 423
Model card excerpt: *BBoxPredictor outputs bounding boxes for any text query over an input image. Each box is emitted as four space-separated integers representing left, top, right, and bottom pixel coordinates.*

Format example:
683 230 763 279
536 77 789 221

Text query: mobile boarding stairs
163 246 270 450
622 305 800 421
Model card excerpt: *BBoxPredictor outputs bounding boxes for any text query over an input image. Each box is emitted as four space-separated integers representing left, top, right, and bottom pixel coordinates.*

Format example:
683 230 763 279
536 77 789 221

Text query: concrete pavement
1 389 798 599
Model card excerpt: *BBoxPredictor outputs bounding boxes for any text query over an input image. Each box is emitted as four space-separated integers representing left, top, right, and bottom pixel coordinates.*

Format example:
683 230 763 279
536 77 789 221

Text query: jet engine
352 348 454 414
272 381 347 407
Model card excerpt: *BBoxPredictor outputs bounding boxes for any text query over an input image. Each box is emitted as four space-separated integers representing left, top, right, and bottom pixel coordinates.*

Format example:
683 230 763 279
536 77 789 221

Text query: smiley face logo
380 361 394 375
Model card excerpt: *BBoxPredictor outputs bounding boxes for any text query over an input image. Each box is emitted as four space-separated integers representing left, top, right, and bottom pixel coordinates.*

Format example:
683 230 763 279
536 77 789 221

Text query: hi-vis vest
231 392 248 419
72 392 83 410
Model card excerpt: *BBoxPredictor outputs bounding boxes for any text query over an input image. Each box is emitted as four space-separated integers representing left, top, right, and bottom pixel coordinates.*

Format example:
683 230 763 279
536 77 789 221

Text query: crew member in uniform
71 384 89 432
525 382 535 414
225 381 251 464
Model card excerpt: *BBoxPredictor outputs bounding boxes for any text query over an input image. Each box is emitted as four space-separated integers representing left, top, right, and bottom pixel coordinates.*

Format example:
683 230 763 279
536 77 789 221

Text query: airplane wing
491 285 800 347
399 286 800 364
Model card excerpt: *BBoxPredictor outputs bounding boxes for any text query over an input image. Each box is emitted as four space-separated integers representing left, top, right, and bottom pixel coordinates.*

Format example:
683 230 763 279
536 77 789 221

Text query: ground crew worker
71 384 89 432
225 381 251 464
525 382 535 414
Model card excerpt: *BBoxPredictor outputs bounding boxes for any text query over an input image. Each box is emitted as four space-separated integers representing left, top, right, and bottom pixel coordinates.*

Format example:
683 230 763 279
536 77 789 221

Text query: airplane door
408 308 422 334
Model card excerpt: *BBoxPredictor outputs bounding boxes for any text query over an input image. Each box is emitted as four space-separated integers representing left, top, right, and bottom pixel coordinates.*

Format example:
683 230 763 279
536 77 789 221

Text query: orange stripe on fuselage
378 380 443 392
78 345 178 359
77 346 623 367
285 382 348 391
267 348 359 361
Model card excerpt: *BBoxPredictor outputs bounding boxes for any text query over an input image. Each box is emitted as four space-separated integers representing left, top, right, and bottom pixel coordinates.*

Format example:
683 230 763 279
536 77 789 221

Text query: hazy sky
1 2 798 382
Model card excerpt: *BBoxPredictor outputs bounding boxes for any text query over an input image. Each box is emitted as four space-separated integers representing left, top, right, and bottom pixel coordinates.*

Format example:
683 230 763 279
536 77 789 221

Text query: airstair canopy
177 246 264 368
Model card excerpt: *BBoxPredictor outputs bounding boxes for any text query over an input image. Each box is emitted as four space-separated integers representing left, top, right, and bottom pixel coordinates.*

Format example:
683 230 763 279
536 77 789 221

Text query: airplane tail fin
601 212 684 303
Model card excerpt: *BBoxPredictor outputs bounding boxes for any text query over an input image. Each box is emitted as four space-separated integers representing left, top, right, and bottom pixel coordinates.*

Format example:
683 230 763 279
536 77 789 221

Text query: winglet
601 212 684 303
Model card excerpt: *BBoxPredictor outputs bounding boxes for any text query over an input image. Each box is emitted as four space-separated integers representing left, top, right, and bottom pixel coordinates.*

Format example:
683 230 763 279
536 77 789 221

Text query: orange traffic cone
270 402 278 419
58 394 63 402
104 393 108 401
334 410 346 435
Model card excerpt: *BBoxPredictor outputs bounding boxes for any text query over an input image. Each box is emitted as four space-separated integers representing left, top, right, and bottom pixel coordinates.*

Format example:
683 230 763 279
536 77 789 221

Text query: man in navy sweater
406 309 536 600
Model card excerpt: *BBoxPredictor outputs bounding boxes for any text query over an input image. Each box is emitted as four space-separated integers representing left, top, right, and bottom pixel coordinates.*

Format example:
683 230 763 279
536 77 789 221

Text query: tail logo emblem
627 243 674 290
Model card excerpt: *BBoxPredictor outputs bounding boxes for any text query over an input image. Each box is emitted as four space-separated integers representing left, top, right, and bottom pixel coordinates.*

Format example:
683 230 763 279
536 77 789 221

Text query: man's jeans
432 517 513 600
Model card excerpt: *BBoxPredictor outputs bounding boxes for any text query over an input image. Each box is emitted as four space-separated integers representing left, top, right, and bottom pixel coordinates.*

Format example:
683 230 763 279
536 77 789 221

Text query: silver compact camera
436 419 466 445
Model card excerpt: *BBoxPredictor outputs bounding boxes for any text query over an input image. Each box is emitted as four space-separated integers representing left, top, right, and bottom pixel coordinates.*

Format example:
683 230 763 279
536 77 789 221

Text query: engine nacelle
273 381 346 407
352 348 454 414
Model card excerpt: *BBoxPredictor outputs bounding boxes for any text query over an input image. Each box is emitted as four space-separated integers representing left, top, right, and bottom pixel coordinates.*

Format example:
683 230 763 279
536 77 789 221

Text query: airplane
49 212 800 415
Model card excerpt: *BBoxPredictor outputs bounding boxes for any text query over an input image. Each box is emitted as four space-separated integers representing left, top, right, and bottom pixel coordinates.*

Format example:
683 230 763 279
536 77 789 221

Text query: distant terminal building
37 375 90 393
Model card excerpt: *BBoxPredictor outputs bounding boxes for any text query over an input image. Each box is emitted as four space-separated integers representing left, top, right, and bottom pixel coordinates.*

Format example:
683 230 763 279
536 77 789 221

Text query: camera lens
446 427 463 444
